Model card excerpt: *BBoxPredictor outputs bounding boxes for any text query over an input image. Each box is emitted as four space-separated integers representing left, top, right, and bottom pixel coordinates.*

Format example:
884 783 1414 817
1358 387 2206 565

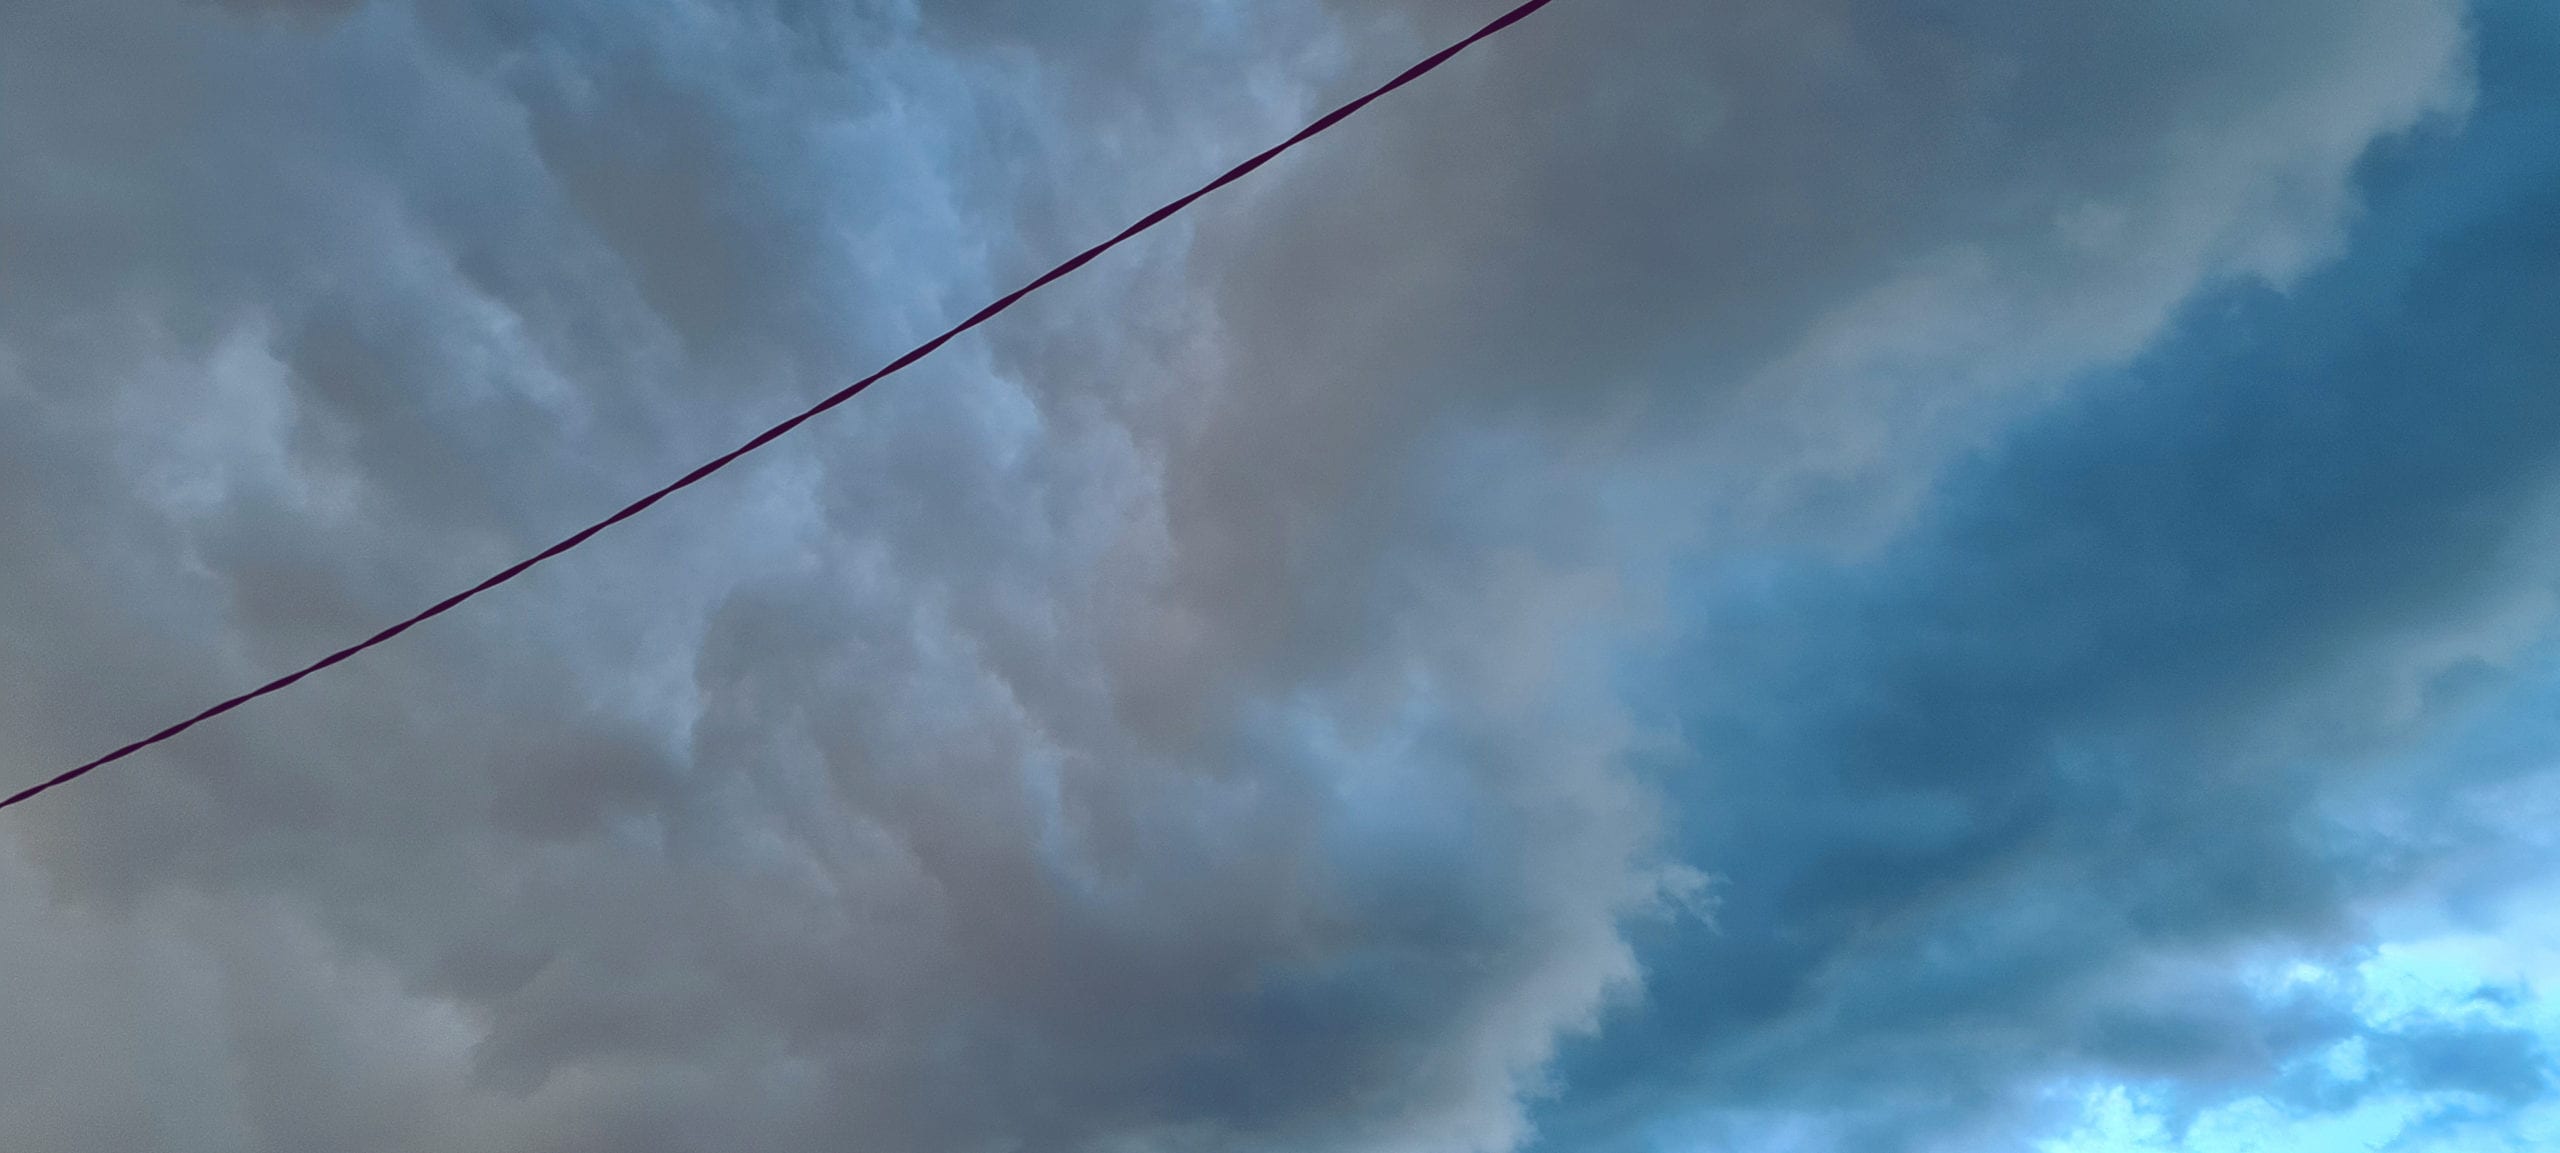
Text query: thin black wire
0 0 1562 813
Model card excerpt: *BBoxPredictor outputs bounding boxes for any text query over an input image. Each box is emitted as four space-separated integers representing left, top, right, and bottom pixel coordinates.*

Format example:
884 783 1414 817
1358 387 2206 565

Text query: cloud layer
5 1 2555 1151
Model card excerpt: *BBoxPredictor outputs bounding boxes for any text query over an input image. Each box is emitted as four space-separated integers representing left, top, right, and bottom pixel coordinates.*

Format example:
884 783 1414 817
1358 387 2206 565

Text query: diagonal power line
0 0 1562 812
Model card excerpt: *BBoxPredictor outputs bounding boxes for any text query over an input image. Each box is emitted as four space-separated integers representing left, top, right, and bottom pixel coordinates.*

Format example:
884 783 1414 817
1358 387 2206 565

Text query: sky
2 0 2558 1150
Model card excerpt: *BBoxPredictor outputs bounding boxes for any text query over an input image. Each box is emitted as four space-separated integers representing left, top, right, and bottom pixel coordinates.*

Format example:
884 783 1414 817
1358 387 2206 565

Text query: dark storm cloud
0 1 1671 1148
1528 7 2560 1147
0 0 2508 1151
1138 0 2466 724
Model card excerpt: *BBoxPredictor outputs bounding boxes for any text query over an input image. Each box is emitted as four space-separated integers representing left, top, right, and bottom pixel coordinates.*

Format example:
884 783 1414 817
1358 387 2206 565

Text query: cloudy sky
3 0 2559 1149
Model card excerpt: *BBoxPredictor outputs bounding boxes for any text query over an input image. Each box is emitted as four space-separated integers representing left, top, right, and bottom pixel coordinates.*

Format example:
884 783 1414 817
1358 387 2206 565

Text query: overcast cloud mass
4 0 2559 1150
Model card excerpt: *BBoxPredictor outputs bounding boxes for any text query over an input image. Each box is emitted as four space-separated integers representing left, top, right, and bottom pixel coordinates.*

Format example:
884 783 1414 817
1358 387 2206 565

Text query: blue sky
2 1 2557 1151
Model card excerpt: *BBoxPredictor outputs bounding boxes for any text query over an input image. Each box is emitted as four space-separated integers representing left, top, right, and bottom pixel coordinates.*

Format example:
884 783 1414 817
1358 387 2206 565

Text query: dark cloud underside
6 2 2555 1152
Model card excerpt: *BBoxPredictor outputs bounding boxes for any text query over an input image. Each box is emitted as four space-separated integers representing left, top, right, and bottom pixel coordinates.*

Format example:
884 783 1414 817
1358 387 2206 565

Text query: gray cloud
0 0 2508 1151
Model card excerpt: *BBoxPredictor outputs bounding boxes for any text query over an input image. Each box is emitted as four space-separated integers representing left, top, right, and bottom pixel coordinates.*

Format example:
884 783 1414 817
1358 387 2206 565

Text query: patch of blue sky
2043 873 2560 1152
